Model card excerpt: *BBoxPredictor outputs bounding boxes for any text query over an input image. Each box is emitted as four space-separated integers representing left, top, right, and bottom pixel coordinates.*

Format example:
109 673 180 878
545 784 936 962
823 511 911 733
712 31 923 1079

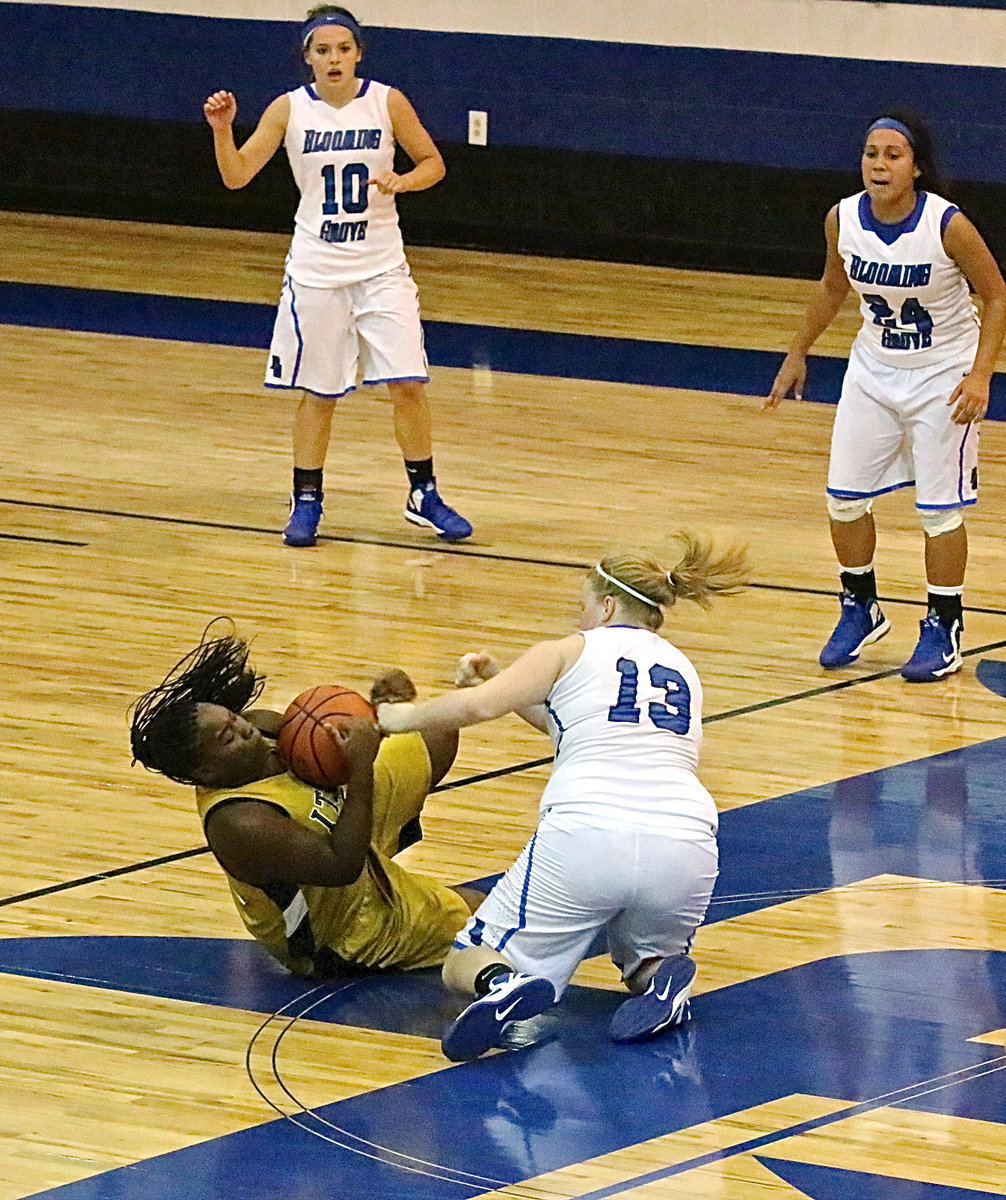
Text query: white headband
594 564 662 609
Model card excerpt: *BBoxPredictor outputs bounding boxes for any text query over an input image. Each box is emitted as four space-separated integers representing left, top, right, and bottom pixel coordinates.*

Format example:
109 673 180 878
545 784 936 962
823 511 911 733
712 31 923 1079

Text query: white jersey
283 81 407 288
838 190 979 369
540 626 717 839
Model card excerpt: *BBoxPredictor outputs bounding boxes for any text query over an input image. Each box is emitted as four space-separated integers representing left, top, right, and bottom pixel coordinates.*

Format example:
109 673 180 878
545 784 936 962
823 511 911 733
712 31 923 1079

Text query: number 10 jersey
838 190 978 369
283 80 407 288
541 625 717 839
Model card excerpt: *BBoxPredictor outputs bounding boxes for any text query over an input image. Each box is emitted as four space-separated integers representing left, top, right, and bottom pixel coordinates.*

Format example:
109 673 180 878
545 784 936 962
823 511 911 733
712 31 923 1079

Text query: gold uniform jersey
195 732 470 976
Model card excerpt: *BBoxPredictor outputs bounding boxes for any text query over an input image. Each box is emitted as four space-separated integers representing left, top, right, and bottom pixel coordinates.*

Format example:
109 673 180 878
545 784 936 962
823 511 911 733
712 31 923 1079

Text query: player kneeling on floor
379 532 748 1060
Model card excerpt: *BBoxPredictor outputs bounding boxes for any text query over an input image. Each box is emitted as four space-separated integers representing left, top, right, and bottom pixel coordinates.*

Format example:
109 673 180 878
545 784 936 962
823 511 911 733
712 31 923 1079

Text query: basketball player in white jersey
767 111 1006 682
203 5 471 547
378 534 748 1060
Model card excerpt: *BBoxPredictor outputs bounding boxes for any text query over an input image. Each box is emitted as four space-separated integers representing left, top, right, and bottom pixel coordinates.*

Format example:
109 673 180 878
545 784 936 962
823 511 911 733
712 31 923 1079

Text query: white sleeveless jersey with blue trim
539 626 717 838
838 190 978 368
283 81 406 287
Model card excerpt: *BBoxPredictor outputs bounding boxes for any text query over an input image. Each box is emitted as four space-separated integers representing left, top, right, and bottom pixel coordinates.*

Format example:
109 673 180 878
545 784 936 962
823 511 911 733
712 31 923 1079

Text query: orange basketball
277 685 376 789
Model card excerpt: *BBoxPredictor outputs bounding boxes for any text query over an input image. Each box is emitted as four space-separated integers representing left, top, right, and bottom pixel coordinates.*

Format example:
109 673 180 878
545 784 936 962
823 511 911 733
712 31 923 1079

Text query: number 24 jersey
838 190 978 369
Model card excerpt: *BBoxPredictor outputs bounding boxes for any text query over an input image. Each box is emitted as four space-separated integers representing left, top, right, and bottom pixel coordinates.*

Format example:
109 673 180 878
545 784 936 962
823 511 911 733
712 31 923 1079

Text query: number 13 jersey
283 81 407 288
541 626 717 838
838 190 979 368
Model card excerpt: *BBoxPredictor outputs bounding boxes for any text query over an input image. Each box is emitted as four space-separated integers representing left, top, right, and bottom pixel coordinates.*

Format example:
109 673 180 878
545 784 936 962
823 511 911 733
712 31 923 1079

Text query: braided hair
129 624 264 786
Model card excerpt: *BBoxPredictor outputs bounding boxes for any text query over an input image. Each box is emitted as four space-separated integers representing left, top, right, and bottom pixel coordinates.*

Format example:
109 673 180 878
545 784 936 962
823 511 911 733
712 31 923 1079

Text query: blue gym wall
3 0 1006 273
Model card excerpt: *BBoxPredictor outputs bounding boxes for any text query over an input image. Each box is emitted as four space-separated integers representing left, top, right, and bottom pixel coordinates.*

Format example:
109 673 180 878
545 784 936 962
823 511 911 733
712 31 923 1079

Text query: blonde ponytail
593 531 748 628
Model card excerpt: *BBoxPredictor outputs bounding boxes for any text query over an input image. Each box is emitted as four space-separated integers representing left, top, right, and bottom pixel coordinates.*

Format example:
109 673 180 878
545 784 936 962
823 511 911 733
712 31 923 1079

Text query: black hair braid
129 626 264 786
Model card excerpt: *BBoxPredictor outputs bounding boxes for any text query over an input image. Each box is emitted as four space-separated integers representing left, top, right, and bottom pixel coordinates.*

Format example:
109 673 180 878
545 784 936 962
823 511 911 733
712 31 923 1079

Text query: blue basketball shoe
404 483 472 541
819 593 890 668
901 614 963 682
283 493 323 547
610 953 697 1043
441 972 556 1062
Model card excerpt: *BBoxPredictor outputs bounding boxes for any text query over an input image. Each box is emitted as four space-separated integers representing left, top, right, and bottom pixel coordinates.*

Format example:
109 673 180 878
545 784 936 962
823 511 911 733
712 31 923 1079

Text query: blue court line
5 279 1006 416
759 1159 1006 1200
570 1054 1006 1200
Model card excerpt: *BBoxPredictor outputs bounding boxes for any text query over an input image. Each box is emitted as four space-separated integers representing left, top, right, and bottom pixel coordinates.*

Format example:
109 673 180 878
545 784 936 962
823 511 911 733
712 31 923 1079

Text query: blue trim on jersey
304 84 320 100
287 278 305 387
543 699 565 753
958 423 971 503
361 375 430 385
496 832 538 954
467 917 485 947
826 480 915 499
358 78 371 97
858 190 927 245
941 204 960 236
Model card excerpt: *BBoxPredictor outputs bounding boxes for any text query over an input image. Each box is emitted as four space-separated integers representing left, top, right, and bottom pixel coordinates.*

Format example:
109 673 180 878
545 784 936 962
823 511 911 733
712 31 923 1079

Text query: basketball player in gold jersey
130 629 480 977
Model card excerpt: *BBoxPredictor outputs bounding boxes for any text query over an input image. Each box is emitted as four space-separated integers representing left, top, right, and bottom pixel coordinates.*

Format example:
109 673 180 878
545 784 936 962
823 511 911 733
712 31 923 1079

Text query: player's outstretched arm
203 91 289 189
455 651 549 732
765 206 850 408
379 635 582 733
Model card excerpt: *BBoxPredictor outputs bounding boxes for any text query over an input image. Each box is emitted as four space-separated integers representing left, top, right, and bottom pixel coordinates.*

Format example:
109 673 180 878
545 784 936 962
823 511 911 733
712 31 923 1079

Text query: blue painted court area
5 737 1006 1199
7 279 1006 416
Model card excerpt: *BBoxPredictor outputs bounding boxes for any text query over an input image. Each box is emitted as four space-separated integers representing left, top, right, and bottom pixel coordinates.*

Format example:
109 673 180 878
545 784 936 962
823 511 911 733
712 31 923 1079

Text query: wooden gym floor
0 211 1004 1199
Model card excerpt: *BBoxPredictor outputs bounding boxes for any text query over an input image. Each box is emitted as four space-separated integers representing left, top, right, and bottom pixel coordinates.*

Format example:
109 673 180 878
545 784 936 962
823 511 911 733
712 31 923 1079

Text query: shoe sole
901 655 963 683
403 508 472 542
441 977 555 1062
610 954 697 1043
820 617 891 669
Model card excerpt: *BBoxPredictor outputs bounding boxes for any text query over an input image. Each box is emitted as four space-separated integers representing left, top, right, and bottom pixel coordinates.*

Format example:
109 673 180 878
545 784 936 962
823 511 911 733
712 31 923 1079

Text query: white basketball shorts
455 814 719 997
265 262 429 398
827 340 979 510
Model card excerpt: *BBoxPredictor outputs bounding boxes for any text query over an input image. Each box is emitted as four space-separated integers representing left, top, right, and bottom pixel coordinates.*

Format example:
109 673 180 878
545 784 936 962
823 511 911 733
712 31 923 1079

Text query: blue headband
302 12 364 47
867 118 915 147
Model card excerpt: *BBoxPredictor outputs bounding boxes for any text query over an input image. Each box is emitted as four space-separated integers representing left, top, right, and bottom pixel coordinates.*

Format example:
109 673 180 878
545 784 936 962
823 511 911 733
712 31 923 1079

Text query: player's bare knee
827 495 873 523
387 380 425 405
919 507 963 538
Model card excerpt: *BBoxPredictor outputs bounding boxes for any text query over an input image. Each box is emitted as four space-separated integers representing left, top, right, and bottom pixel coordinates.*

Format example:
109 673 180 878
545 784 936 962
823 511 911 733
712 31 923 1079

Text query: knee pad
920 507 964 537
827 495 873 522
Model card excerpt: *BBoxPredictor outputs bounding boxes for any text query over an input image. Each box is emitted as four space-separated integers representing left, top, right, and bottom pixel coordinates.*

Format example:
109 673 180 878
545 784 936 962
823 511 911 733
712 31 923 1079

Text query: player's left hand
376 702 416 734
368 171 407 195
948 372 990 425
370 669 417 707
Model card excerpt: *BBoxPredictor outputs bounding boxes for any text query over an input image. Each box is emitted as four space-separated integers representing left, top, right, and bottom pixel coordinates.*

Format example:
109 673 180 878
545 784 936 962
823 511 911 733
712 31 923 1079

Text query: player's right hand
333 715 381 774
454 651 501 687
204 91 238 129
764 352 806 408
